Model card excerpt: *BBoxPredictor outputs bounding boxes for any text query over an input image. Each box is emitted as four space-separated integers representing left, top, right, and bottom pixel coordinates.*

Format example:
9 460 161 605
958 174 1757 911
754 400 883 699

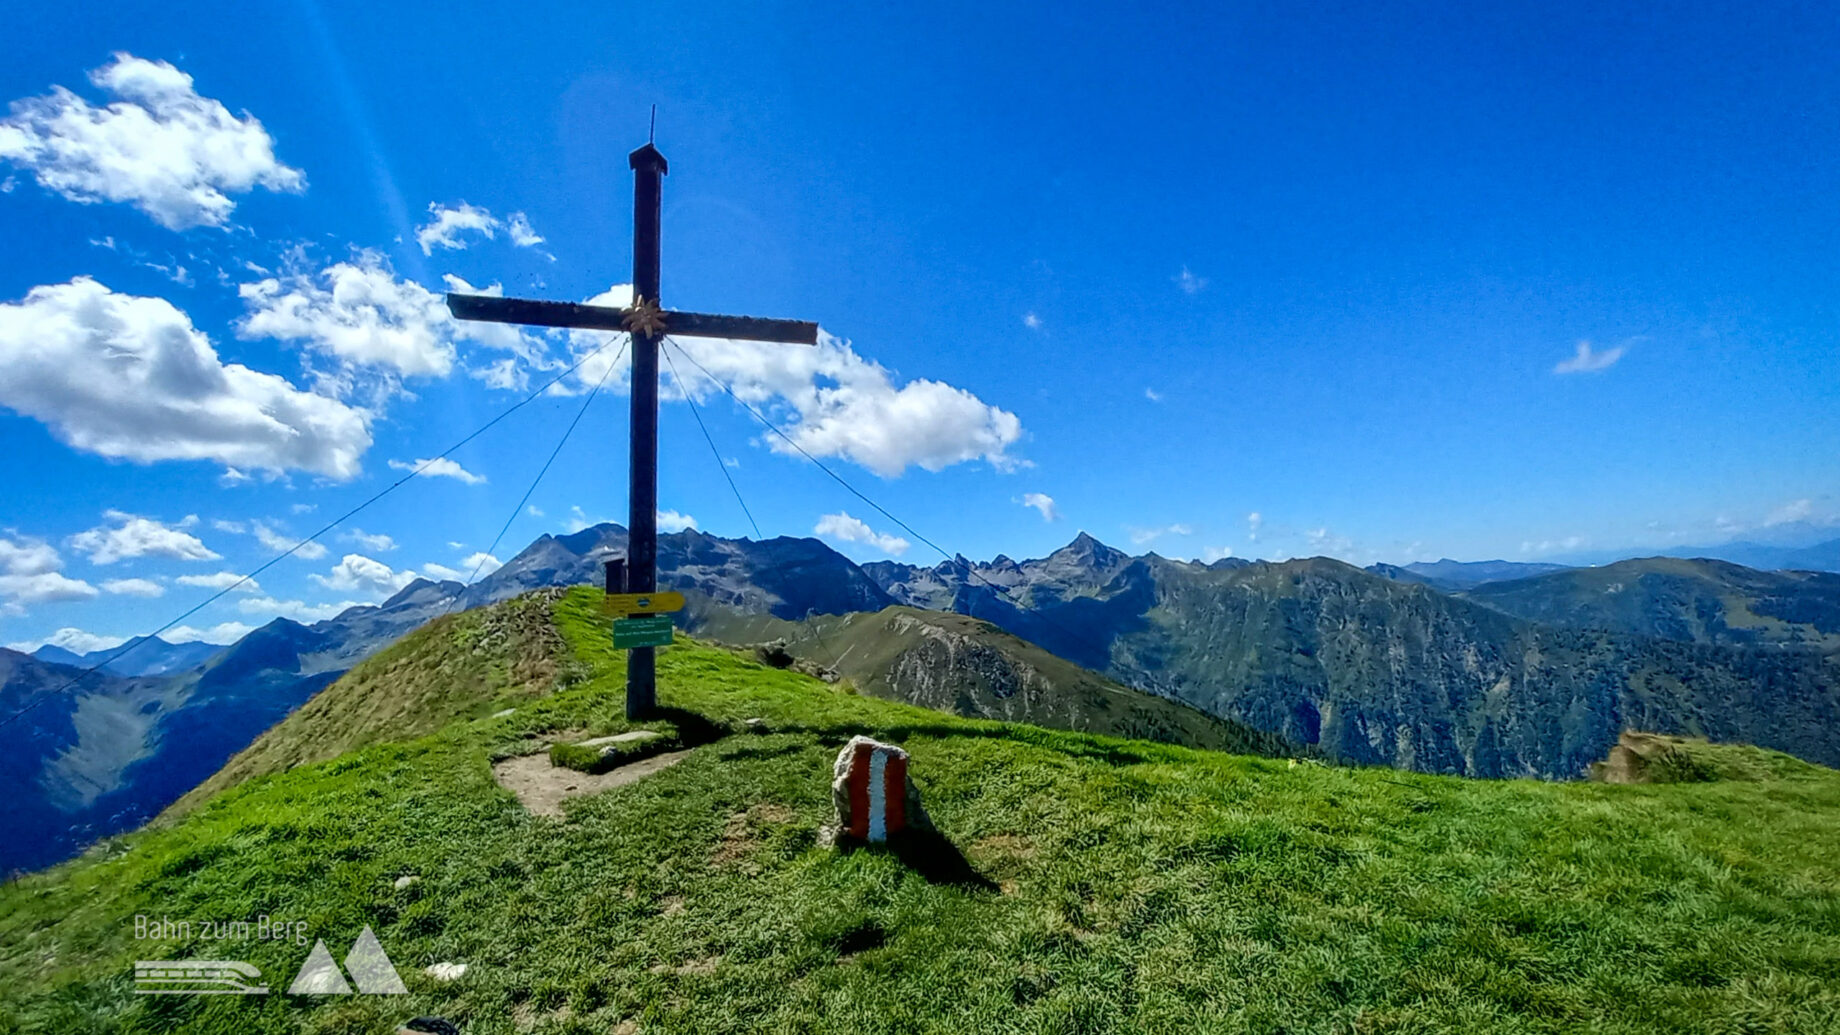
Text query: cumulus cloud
661 326 1024 477
506 212 544 247
1175 267 1207 295
1200 546 1234 562
308 553 415 599
1144 388 1162 402
164 621 252 644
238 252 458 379
1553 340 1626 375
1022 312 1042 330
421 562 465 581
414 203 545 255
100 577 163 597
69 510 218 564
6 626 126 654
1128 523 1193 546
1019 493 1060 522
1247 512 1263 541
342 528 395 551
415 201 496 254
458 551 501 577
814 511 909 556
387 456 486 484
656 510 698 534
0 53 304 229
176 571 259 593
0 278 372 479
0 534 97 612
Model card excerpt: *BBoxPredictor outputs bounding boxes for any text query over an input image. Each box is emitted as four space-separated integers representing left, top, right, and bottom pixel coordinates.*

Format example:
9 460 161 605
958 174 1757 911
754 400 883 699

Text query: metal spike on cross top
447 135 818 719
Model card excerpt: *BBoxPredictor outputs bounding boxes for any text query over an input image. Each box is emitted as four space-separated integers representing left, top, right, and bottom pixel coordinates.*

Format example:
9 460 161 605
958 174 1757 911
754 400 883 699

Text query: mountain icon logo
287 926 407 995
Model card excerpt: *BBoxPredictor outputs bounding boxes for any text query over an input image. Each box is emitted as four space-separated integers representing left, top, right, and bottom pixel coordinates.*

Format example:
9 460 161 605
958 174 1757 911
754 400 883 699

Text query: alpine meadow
3 3 1839 1034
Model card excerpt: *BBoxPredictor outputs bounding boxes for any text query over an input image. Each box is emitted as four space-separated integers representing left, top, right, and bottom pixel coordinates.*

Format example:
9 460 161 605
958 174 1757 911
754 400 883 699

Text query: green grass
1 586 1838 1033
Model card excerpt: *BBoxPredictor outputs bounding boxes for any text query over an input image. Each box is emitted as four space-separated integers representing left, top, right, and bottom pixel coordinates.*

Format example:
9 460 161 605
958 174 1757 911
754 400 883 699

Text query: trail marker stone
829 735 931 845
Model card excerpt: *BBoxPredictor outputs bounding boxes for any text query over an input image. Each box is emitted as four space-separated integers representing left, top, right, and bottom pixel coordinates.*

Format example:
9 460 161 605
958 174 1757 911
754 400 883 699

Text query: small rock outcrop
825 735 931 845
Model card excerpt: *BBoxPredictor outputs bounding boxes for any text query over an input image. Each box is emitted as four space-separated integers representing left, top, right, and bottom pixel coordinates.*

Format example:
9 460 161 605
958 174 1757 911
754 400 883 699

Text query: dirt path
492 749 693 818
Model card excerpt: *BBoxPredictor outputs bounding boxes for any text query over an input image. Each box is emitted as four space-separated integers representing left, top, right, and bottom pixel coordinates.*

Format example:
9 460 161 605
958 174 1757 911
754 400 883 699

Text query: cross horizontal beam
446 293 818 345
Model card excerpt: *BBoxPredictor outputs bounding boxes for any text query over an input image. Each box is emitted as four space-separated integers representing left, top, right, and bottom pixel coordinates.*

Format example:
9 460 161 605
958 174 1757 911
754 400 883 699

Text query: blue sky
1 1 1836 652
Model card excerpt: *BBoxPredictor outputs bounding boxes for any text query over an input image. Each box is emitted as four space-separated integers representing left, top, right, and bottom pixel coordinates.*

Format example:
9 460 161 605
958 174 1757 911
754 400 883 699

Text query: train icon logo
133 960 268 995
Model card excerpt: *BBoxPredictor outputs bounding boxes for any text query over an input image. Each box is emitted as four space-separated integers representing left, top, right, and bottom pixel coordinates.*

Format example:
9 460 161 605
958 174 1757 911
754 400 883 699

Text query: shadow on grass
837 829 999 892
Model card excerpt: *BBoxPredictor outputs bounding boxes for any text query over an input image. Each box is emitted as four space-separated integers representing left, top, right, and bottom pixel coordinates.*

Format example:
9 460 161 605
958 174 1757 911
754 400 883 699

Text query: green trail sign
613 613 675 649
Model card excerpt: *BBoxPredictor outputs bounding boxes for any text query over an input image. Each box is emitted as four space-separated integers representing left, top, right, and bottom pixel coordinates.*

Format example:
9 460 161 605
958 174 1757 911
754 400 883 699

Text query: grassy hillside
686 600 1295 759
1 587 1837 1033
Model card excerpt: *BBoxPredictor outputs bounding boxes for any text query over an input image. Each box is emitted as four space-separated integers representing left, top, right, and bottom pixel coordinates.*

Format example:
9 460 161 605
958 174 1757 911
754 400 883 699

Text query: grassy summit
3 587 1839 1033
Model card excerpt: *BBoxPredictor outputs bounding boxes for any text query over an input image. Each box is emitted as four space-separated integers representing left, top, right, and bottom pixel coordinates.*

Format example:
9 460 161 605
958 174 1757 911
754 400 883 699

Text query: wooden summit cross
447 140 818 719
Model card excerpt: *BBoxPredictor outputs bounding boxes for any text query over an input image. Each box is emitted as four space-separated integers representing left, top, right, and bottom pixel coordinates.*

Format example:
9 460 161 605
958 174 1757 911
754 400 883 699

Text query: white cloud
309 553 415 599
814 511 909 556
1175 267 1207 295
388 456 485 484
415 201 496 254
1303 527 1356 558
290 503 316 514
507 212 544 247
1144 388 1163 402
237 595 362 622
238 252 458 379
0 536 60 577
164 621 252 644
101 577 163 597
563 505 603 533
1019 493 1060 522
458 552 501 577
662 323 1024 477
1022 312 1042 330
1247 512 1263 541
0 278 372 479
421 562 465 581
526 505 543 518
657 510 698 534
342 528 395 551
1553 340 1626 375
1200 546 1234 562
0 534 96 611
176 571 259 593
1128 523 1193 546
7 626 126 654
0 53 304 230
1764 499 1813 527
211 519 246 534
250 519 327 560
69 510 218 564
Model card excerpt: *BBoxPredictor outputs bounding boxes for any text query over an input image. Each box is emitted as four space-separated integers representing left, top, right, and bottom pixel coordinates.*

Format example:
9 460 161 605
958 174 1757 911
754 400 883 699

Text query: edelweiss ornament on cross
447 140 818 719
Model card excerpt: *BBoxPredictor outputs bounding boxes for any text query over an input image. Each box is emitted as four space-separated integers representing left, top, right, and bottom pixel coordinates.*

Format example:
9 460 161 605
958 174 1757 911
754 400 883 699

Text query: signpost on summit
447 135 818 718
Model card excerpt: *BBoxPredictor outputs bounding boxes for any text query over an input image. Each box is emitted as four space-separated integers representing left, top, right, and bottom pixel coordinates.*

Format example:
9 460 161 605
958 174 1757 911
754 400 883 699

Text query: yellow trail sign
601 591 686 616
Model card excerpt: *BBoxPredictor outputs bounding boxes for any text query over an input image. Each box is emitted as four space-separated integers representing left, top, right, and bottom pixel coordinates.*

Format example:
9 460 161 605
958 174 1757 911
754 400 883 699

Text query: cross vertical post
626 142 667 719
443 139 818 723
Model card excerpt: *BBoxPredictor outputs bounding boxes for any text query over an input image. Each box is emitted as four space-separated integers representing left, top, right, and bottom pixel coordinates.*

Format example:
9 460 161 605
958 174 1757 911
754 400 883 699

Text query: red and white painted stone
830 735 927 843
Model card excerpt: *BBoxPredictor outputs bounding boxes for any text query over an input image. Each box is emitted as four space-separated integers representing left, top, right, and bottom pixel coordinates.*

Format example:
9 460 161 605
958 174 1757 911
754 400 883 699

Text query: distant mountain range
6 522 1838 874
31 635 223 677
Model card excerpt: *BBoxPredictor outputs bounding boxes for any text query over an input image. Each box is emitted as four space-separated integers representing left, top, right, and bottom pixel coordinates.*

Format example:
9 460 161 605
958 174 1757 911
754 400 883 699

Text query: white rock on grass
393 875 419 890
425 961 468 981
